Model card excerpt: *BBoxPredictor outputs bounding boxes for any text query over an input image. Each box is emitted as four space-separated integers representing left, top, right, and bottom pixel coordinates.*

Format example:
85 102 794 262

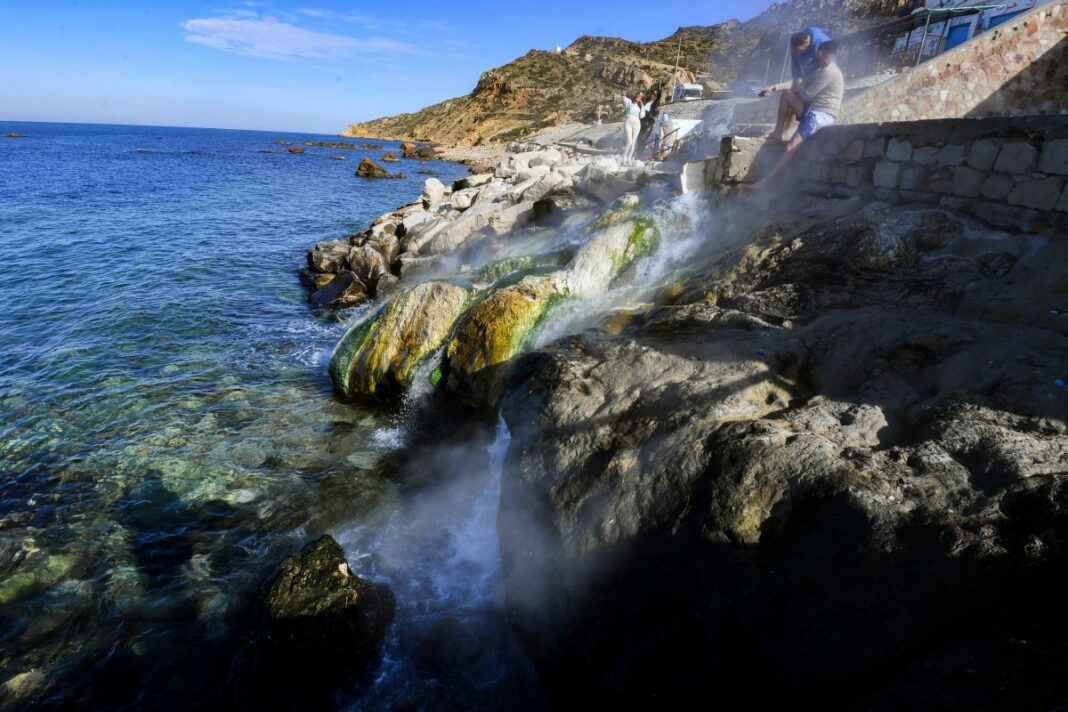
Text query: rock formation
496 199 1068 708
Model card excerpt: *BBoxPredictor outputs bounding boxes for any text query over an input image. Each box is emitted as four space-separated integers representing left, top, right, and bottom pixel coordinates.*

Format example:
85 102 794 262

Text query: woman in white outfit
621 91 652 164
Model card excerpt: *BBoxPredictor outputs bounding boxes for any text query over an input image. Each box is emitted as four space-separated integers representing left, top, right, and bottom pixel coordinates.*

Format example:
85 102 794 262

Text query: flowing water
0 121 476 708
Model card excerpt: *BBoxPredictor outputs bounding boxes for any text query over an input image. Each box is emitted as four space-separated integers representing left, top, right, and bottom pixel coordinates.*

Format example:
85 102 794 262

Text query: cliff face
342 0 922 145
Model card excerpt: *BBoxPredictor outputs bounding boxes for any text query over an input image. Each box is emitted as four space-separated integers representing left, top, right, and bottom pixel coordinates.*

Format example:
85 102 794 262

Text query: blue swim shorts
798 109 836 141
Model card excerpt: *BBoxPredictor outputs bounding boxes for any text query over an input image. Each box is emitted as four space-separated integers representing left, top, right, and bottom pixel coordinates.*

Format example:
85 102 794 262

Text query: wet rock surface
498 200 1068 708
234 535 395 709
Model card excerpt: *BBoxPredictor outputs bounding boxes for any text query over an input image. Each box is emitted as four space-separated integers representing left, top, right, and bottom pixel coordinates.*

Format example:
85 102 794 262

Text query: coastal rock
375 273 402 298
451 187 482 211
307 241 351 273
356 157 399 179
264 535 394 667
329 281 472 399
398 253 446 279
367 233 400 268
444 274 567 408
298 266 335 292
453 172 494 191
347 245 390 288
496 201 1068 708
380 152 399 162
308 271 368 308
287 146 304 154
401 141 418 158
488 200 536 235
420 177 446 208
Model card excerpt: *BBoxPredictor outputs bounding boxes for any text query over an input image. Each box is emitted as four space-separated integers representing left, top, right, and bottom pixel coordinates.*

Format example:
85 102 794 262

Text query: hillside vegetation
343 0 921 145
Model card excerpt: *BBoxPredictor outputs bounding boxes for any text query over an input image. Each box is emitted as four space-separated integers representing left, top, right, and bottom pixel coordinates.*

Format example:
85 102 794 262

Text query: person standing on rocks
622 90 653 165
763 26 832 141
746 41 843 191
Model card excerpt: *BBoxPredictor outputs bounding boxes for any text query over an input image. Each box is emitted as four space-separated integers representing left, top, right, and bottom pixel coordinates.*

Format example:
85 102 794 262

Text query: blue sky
0 1 769 134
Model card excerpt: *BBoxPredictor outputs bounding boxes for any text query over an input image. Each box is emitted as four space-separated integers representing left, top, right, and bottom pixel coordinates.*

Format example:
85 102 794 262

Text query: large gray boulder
497 202 1068 708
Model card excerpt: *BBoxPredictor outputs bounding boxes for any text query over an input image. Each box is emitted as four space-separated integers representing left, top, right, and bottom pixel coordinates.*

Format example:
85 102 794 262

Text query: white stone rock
488 201 536 235
421 177 446 207
453 172 494 191
516 164 551 183
452 187 482 210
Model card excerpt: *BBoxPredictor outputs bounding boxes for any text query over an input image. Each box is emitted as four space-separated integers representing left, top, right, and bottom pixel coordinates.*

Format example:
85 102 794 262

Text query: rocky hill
342 0 921 145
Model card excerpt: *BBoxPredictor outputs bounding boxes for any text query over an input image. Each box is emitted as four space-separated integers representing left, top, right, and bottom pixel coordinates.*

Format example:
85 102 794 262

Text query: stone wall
730 0 1068 129
706 116 1068 232
843 0 1068 123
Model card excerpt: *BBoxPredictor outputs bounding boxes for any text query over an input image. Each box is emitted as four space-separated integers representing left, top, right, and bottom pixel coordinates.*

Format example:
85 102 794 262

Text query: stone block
967 139 999 170
844 139 864 163
980 174 1015 201
1058 183 1068 213
1007 176 1064 211
993 142 1038 174
927 168 955 194
899 165 926 191
829 162 848 184
1038 138 1068 176
864 138 886 159
846 163 874 188
952 167 985 198
886 137 913 162
873 161 900 189
912 146 939 166
936 144 965 167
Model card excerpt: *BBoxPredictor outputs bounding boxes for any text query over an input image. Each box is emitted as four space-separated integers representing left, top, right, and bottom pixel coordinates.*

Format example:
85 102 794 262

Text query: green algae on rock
443 274 569 408
329 281 472 399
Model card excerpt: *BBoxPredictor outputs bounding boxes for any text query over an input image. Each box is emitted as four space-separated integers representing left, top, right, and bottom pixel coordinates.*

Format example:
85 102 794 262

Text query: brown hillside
342 0 921 145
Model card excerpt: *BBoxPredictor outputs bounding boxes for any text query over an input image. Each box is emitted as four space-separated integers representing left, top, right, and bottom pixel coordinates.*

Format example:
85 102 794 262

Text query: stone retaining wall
707 116 1068 231
731 0 1068 129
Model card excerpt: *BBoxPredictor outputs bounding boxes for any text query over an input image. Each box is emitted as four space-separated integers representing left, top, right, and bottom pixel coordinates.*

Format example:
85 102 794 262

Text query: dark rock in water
308 271 368 308
380 151 400 162
401 141 418 159
5 132 24 138
497 202 1068 709
232 535 394 708
264 535 394 660
418 168 438 175
287 146 304 154
274 139 289 145
357 157 401 179
298 266 334 292
330 155 346 160
362 143 383 150
415 147 437 160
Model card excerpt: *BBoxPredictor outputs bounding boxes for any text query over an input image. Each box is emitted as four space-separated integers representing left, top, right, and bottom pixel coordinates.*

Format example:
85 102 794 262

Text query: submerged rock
329 281 473 399
286 146 304 154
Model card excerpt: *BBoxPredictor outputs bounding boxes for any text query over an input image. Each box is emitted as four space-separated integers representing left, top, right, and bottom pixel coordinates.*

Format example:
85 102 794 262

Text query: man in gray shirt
747 41 844 191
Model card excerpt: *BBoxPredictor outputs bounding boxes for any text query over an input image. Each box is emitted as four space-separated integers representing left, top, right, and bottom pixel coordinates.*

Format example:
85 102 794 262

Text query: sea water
0 121 515 708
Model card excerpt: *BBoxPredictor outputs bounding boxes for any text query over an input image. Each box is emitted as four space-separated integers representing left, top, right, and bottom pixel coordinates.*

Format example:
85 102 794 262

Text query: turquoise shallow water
0 121 471 707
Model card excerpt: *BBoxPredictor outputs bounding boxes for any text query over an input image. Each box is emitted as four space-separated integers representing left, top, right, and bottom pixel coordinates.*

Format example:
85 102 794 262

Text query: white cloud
181 14 419 60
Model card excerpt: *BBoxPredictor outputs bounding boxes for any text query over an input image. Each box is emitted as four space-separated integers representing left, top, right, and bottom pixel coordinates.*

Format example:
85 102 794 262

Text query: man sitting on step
745 41 844 192
763 27 832 141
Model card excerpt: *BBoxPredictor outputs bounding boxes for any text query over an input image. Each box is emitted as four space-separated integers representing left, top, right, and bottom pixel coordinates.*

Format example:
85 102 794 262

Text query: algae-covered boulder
442 210 660 410
443 274 568 408
476 245 579 286
329 281 472 399
567 215 659 297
